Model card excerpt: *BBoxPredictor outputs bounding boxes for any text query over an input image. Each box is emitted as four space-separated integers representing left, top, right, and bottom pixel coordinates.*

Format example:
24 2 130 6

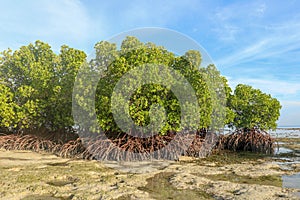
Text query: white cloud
117 0 199 27
210 2 268 42
0 0 96 51
217 28 300 68
253 3 266 17
36 0 91 39
213 4 300 67
211 25 240 42
226 79 300 126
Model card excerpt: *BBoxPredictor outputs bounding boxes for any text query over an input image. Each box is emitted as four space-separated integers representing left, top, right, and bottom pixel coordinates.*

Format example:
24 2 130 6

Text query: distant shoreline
277 126 300 130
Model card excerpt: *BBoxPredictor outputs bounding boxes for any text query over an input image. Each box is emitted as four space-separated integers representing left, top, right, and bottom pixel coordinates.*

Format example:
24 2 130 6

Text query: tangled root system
217 129 274 154
0 129 275 161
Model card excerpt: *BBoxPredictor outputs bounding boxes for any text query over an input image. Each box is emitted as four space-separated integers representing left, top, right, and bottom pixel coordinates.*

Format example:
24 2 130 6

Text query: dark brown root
0 128 275 161
80 131 197 161
0 134 87 158
216 129 274 154
0 134 55 152
184 130 219 157
0 131 209 161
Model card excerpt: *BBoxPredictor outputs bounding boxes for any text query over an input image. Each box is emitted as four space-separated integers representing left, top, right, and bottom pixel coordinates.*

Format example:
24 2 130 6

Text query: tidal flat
0 138 299 200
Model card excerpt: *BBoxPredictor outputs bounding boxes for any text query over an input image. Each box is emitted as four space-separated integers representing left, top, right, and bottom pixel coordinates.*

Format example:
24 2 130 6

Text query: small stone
110 183 118 190
276 194 287 198
119 180 125 183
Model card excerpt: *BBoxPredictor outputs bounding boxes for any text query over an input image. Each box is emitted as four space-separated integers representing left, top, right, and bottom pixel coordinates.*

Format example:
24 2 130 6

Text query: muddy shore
0 138 299 200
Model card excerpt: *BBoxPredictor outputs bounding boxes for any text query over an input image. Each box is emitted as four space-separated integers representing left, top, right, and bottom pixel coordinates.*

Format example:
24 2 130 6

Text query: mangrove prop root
0 129 275 160
217 129 274 154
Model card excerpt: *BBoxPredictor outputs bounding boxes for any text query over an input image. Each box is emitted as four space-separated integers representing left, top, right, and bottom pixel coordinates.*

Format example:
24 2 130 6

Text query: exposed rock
0 149 299 200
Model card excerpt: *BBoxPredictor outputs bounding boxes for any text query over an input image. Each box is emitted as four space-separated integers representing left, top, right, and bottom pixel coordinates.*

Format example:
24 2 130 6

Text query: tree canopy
94 36 212 135
0 41 86 134
228 84 281 130
0 38 282 137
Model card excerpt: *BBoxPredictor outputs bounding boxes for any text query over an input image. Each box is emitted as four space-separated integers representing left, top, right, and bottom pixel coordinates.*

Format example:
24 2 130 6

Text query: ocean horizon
277 126 300 129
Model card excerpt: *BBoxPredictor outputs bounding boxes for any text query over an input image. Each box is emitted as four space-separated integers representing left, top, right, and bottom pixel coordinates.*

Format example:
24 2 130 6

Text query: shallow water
274 147 294 155
2 128 300 199
282 173 300 189
273 137 300 196
295 192 300 198
270 128 300 138
138 172 213 199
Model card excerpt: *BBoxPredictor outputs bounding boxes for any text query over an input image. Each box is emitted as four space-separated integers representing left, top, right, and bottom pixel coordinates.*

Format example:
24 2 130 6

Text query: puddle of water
282 173 300 189
274 147 293 155
202 172 282 187
138 172 213 199
273 157 294 162
294 192 300 198
279 165 294 171
272 139 300 193
272 146 299 171
276 142 286 145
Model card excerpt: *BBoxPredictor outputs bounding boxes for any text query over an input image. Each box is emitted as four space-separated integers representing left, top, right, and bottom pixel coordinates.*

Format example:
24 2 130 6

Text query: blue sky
1 0 299 126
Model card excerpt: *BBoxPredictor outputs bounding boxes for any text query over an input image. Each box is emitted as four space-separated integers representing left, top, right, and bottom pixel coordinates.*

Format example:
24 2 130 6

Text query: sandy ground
0 148 299 200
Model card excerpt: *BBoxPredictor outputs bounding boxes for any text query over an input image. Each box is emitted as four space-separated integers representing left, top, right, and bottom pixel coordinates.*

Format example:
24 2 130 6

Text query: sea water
271 127 300 196
269 127 300 138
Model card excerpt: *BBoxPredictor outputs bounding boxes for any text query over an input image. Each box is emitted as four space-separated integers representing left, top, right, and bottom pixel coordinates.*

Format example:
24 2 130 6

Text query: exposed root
0 134 86 158
217 129 274 154
0 132 205 161
80 132 197 161
0 129 275 161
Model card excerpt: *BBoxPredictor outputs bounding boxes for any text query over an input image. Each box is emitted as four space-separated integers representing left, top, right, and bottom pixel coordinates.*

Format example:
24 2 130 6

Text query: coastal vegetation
0 37 281 159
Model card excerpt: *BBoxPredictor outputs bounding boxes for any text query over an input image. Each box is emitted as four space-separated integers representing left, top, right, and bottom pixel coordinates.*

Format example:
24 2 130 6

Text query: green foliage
95 36 212 135
0 38 282 137
183 50 202 68
0 84 16 128
0 41 86 133
174 55 212 130
200 64 229 130
228 84 281 130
